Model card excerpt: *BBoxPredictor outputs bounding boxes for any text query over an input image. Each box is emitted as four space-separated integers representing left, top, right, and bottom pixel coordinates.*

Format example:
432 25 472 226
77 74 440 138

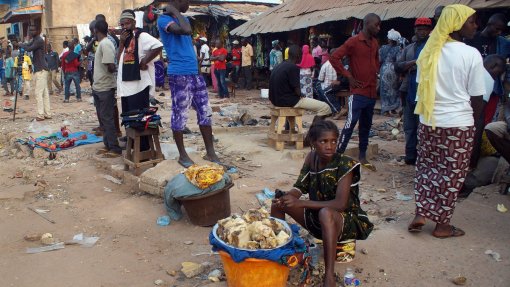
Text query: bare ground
0 87 509 287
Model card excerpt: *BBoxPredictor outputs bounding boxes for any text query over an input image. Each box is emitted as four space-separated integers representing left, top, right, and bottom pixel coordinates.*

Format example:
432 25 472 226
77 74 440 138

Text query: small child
13 52 32 100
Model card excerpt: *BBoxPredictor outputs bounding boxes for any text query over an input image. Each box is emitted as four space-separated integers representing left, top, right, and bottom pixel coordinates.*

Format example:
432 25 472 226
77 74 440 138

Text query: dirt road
0 88 508 287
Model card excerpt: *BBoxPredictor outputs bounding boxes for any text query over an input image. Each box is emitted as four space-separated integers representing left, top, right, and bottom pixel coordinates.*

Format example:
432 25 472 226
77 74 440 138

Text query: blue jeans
337 94 376 159
64 71 81 100
403 98 419 162
214 68 229 98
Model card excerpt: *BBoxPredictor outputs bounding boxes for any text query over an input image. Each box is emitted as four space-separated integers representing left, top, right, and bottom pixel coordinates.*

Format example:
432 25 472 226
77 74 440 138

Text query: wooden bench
124 127 165 176
268 107 305 151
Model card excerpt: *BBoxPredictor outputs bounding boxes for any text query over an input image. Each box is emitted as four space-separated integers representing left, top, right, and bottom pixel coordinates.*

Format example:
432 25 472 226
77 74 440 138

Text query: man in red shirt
211 39 229 98
230 40 241 87
330 13 381 171
61 41 82 103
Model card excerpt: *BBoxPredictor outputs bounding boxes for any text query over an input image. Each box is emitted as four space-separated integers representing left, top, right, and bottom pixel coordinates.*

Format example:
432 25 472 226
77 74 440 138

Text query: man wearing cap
269 40 283 72
198 37 211 83
395 17 432 165
157 0 221 168
231 40 241 86
117 9 163 151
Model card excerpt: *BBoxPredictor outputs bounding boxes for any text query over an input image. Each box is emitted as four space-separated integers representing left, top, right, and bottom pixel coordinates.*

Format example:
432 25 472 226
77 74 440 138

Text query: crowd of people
0 2 509 286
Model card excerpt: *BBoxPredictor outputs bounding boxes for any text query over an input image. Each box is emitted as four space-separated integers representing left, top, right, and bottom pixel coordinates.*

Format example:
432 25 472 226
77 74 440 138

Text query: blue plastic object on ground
157 215 171 226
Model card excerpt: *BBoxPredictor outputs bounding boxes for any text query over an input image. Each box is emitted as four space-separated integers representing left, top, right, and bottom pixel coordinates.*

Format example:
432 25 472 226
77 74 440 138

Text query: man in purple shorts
157 0 220 168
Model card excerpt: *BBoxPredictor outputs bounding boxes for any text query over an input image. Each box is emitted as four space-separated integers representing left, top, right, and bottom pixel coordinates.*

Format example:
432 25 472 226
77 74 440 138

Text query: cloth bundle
121 107 162 130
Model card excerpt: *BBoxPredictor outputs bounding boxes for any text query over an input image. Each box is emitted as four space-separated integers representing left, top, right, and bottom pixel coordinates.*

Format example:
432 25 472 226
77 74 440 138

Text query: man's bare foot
323 274 336 287
203 154 222 165
408 215 426 232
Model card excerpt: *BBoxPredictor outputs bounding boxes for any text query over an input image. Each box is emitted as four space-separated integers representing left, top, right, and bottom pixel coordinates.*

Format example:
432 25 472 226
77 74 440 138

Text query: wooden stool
268 107 305 151
124 127 165 176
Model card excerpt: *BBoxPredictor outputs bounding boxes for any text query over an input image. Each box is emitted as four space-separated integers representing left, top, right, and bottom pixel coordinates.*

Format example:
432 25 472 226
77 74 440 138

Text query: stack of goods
184 164 225 189
18 127 101 152
121 107 162 130
216 208 291 249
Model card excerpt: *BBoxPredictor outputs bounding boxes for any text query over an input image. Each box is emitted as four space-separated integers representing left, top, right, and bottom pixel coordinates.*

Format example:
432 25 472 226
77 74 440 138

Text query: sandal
35 117 45 122
361 162 377 172
407 222 425 233
432 226 465 239
178 159 195 168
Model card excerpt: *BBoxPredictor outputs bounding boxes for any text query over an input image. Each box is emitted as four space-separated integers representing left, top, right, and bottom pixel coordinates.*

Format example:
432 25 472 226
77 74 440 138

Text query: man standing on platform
157 0 221 168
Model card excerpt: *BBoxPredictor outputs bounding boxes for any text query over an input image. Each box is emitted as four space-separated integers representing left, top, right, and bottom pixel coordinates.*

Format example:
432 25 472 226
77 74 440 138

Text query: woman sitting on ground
271 120 373 287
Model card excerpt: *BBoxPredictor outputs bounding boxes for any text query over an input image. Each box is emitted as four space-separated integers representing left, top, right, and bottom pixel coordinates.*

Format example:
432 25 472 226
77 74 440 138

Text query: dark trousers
93 89 121 154
3 77 14 94
64 71 81 100
214 68 229 98
232 65 241 84
315 81 341 113
241 66 252 90
403 98 419 162
121 86 150 151
337 94 376 159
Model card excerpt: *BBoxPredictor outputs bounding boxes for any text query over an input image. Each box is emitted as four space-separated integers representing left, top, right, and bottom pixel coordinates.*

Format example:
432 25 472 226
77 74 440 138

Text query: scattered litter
101 174 122 185
70 233 99 247
219 104 239 118
154 279 165 286
452 276 467 285
361 248 368 255
391 128 400 136
104 187 112 193
26 242 65 254
28 206 56 224
395 191 413 201
28 121 53 134
376 188 386 193
208 269 222 282
227 167 238 174
183 240 194 245
497 204 507 213
157 215 171 226
24 234 42 242
485 250 502 262
255 187 275 205
41 233 56 245
166 269 177 276
191 251 217 257
35 209 50 214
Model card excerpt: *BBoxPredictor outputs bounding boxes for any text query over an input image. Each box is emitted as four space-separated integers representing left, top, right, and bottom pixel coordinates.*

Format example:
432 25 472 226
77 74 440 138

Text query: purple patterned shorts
168 74 212 131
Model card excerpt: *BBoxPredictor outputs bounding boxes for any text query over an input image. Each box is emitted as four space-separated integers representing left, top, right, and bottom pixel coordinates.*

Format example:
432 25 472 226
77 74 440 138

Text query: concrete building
0 0 148 53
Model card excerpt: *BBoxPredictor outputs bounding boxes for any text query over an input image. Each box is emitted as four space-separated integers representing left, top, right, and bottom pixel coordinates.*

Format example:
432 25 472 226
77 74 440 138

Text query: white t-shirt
482 69 495 102
418 42 485 128
117 32 163 98
200 44 210 66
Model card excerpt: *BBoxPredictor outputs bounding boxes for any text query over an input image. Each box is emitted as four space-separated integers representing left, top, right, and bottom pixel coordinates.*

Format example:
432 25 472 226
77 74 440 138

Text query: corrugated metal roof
231 0 510 36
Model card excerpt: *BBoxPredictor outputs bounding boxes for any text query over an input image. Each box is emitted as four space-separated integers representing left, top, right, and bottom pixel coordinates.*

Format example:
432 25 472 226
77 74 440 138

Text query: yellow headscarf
415 4 476 127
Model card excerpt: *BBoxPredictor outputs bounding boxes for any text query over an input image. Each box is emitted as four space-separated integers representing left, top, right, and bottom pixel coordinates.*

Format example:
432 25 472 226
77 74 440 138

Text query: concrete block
139 181 164 198
139 160 183 188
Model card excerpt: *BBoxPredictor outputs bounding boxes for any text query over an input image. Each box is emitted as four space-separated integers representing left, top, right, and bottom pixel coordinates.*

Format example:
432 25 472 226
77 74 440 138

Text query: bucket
178 182 233 227
336 239 356 263
260 89 269 99
219 251 290 287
